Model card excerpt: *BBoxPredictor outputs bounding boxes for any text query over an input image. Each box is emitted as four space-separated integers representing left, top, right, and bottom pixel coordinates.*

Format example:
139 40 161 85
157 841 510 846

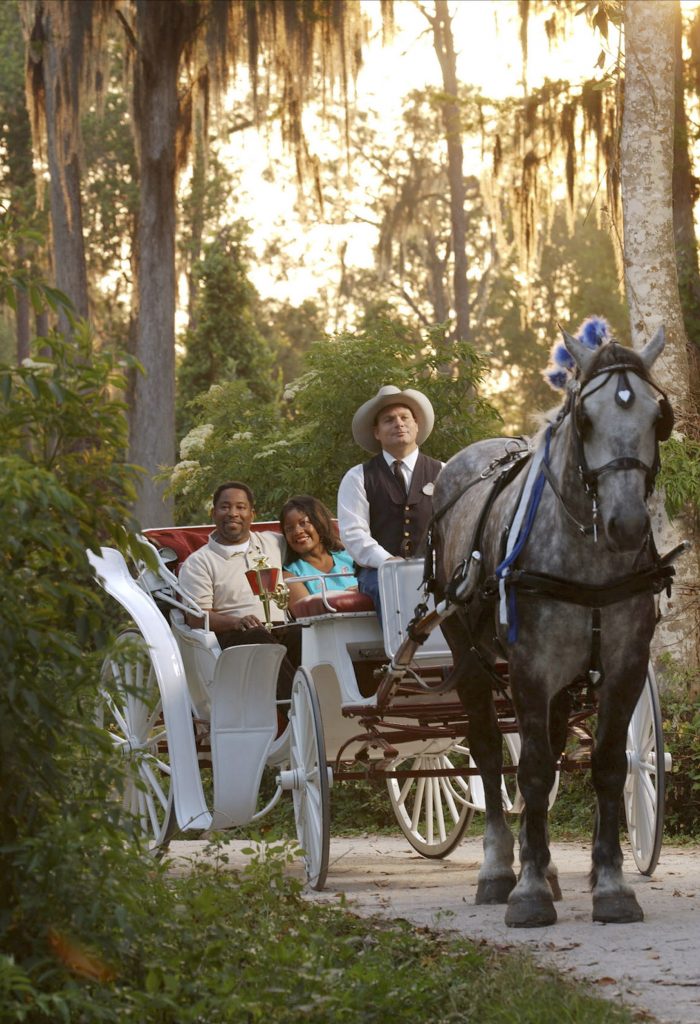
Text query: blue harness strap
495 426 552 642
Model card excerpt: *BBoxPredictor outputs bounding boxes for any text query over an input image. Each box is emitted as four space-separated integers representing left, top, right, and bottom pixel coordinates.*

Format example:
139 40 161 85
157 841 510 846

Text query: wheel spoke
438 773 460 822
410 775 427 832
387 748 474 858
98 630 174 849
289 669 330 889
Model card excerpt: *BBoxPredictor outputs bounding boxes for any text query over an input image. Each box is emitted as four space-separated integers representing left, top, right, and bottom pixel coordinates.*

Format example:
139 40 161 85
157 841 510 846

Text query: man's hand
228 613 264 631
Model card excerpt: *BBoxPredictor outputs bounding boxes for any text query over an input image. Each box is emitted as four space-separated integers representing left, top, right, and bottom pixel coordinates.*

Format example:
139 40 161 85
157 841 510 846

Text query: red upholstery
291 590 375 618
143 521 281 572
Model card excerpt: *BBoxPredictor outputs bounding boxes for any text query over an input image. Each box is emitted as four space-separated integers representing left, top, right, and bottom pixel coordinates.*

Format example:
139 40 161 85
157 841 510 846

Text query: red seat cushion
143 522 282 573
291 590 375 618
143 526 212 569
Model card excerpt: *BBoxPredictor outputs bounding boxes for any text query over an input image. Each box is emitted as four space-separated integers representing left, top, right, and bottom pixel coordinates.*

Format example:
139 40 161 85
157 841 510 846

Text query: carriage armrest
291 590 375 620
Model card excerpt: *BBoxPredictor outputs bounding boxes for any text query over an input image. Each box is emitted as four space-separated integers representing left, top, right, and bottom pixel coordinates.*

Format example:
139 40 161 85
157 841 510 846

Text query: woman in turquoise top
280 495 358 611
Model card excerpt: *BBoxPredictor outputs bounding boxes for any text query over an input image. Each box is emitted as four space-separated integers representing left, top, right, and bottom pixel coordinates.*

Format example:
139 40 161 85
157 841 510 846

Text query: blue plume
544 368 568 389
552 342 575 369
577 316 610 349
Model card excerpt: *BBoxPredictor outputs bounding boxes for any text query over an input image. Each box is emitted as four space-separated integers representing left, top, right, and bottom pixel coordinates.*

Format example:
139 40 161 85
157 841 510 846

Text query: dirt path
170 835 700 1024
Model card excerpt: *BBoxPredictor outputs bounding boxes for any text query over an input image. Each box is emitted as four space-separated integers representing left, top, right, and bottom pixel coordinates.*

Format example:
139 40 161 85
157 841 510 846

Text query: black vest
363 452 442 558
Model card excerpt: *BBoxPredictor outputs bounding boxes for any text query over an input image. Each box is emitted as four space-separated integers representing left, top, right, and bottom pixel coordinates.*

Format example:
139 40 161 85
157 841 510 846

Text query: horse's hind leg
590 681 644 924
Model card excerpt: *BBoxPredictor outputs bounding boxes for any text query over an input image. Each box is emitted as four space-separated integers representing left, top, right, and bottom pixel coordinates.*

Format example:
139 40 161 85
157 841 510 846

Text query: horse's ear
639 325 665 370
561 328 597 376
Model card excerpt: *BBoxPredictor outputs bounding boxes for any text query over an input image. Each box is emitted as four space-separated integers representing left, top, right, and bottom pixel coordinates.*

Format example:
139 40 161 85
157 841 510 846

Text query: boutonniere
422 482 435 496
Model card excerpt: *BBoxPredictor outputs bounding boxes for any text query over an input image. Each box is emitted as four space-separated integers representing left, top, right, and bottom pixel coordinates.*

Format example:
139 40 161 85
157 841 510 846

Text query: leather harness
419 359 677 690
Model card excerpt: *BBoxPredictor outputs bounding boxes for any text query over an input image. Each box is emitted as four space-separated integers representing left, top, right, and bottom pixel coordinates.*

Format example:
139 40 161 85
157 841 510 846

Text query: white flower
179 423 214 460
171 460 201 490
230 431 253 441
21 358 53 372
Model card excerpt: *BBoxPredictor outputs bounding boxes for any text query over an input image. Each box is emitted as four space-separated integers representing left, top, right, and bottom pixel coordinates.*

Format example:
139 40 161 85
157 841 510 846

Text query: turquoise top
284 549 357 595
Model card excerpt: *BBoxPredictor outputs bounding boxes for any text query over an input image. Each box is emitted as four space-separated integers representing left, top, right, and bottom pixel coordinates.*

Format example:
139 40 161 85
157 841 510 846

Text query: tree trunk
14 239 30 363
431 0 470 343
36 1 89 330
671 0 700 404
129 0 196 527
621 0 700 688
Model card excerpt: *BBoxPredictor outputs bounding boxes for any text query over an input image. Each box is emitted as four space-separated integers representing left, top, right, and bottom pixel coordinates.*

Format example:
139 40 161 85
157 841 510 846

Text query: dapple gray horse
433 322 674 928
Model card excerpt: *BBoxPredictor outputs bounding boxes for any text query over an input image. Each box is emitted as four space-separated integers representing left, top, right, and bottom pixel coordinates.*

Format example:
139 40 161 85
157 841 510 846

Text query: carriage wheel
386 744 475 858
97 629 177 851
289 667 330 890
468 732 559 814
624 665 667 876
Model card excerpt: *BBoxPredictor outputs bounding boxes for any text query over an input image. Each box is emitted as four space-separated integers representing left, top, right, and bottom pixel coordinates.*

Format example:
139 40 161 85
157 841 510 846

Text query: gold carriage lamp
245 555 289 628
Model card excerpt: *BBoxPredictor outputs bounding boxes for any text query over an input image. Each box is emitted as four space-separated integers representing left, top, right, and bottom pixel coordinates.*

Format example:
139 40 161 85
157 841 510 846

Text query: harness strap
492 561 675 607
423 440 531 592
540 460 594 536
589 607 603 687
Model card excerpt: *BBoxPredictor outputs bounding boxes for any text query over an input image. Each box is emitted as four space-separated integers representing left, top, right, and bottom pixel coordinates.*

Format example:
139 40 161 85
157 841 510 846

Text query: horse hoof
505 897 557 929
592 893 644 924
475 875 516 905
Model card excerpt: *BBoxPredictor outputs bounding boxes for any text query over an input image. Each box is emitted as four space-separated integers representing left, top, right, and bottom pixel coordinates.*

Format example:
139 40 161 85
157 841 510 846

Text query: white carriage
89 522 670 890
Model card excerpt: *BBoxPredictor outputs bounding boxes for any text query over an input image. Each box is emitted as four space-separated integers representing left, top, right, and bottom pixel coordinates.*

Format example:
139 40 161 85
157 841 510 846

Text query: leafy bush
657 435 700 518
662 683 700 838
170 318 501 522
0 324 148 955
1 841 636 1024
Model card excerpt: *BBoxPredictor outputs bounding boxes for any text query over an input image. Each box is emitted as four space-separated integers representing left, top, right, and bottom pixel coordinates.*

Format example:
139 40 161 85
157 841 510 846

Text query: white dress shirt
337 448 423 569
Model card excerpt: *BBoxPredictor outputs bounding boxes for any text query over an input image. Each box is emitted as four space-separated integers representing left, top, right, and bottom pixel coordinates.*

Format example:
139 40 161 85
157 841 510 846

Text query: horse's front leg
466 686 516 905
506 689 559 928
590 678 645 924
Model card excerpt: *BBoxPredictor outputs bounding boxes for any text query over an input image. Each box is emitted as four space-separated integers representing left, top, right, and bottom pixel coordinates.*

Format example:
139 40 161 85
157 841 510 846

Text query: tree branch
115 8 138 54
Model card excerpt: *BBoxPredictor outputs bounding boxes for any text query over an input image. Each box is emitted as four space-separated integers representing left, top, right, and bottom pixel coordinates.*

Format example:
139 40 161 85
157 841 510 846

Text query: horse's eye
579 412 592 437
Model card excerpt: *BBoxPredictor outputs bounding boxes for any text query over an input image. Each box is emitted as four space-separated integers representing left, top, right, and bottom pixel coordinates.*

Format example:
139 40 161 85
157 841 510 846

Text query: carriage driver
178 481 300 702
337 385 443 623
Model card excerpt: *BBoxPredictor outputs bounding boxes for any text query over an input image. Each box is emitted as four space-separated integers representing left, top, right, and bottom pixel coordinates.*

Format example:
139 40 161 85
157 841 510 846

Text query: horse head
560 324 672 552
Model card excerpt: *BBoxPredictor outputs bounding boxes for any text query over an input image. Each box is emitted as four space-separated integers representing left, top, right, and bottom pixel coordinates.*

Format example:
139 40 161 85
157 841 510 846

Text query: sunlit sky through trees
179 0 699 332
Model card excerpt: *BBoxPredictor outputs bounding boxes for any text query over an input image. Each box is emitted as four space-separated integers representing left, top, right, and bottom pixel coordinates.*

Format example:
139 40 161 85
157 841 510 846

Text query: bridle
570 358 674 501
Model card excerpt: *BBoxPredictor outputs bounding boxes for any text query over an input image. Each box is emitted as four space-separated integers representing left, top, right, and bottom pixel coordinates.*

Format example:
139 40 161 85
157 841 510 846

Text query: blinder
656 397 674 442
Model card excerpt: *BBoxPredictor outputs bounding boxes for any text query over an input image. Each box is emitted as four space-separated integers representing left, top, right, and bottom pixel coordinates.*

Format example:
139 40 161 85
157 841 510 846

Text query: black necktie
392 460 407 495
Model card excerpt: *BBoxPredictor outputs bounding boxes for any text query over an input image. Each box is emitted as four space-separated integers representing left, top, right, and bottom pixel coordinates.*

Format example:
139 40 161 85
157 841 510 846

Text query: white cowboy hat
352 385 435 453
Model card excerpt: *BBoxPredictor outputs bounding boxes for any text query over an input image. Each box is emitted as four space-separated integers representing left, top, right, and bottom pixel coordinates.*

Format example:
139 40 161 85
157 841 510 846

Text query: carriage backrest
143 522 282 575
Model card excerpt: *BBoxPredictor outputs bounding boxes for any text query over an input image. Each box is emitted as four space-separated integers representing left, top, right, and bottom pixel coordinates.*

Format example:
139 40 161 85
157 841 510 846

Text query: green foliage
658 660 700 838
171 317 501 522
479 206 629 433
663 694 700 837
176 226 281 437
0 322 145 933
657 435 700 518
1 840 636 1024
80 51 139 348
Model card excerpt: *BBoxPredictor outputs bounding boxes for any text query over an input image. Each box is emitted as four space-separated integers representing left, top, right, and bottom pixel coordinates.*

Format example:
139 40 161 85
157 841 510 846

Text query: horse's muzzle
603 506 651 552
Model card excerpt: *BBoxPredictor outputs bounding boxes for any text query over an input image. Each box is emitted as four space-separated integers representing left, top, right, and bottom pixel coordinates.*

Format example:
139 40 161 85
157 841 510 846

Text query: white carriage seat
169 609 221 720
289 560 452 713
